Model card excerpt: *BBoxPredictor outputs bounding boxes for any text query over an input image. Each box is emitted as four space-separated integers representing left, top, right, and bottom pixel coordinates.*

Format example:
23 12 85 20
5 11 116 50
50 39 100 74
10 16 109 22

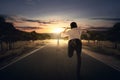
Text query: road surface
0 40 120 80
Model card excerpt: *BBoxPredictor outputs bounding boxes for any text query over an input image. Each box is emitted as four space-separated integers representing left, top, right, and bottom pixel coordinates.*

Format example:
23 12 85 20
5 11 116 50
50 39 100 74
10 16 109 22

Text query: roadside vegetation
0 16 50 67
0 15 120 67
82 22 120 59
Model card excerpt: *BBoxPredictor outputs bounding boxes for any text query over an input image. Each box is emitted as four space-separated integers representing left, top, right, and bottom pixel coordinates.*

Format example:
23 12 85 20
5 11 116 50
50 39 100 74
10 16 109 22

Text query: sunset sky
0 0 120 33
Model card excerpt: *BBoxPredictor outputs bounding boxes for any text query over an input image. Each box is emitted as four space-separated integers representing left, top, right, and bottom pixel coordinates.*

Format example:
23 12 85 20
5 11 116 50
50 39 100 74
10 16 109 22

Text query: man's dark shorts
68 39 82 58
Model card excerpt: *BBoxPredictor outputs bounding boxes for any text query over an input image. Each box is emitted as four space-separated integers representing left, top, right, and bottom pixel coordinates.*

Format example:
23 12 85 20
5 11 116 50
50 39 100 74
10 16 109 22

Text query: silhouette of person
61 22 84 80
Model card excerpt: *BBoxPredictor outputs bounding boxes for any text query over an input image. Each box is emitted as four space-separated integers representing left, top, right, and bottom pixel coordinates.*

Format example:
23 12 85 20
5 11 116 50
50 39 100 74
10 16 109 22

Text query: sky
0 0 120 33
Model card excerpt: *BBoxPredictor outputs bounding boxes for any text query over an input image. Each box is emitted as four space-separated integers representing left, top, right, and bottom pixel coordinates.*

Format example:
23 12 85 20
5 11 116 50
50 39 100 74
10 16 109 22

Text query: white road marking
0 46 45 70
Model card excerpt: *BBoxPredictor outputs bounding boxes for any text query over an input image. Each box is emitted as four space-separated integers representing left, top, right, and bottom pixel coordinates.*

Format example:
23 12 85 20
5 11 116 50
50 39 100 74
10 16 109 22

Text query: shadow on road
76 54 81 80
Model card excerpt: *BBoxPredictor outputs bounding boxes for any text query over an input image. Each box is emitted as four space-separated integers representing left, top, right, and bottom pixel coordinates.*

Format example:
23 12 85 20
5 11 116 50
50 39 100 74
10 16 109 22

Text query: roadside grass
83 45 120 60
0 40 46 68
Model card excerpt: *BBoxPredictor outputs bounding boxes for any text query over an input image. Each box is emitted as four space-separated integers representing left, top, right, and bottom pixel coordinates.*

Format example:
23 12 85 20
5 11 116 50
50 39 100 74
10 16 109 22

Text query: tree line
0 15 120 51
81 22 120 49
0 16 50 51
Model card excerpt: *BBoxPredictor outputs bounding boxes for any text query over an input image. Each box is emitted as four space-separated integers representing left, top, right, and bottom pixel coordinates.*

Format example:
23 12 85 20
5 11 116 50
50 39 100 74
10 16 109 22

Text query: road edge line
82 49 120 72
0 46 45 71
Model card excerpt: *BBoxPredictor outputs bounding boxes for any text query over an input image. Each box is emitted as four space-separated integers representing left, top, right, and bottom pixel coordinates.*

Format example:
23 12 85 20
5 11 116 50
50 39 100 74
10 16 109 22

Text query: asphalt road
0 41 120 80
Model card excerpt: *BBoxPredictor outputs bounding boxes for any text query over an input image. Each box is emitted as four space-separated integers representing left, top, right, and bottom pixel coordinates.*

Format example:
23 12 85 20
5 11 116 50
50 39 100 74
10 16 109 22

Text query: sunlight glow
46 39 68 46
53 28 64 33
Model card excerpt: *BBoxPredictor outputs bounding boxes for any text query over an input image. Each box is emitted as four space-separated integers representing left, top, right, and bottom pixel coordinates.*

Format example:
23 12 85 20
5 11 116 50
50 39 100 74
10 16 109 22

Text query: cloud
90 18 120 21
87 26 111 31
0 15 25 23
16 26 43 30
1 14 54 24
21 18 53 24
0 14 24 23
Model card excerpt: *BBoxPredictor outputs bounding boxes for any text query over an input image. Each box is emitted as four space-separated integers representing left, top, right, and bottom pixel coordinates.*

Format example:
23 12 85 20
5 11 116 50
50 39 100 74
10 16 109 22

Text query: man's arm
61 27 69 37
63 27 68 33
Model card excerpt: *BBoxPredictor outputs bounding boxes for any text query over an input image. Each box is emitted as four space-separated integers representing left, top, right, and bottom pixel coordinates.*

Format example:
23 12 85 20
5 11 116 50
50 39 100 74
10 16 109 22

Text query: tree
0 16 51 51
107 22 120 49
86 30 107 47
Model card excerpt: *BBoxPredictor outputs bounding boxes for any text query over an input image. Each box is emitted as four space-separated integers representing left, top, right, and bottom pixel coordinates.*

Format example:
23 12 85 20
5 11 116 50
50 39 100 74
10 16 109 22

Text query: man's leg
76 40 82 80
68 40 74 58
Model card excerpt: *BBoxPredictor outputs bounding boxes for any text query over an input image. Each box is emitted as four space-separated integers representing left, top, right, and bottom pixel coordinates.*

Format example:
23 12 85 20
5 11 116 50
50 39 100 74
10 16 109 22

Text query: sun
53 28 64 33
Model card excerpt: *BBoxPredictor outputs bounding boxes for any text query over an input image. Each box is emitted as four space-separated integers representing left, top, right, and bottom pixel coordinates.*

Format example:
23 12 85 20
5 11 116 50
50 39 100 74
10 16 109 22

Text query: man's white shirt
61 28 82 40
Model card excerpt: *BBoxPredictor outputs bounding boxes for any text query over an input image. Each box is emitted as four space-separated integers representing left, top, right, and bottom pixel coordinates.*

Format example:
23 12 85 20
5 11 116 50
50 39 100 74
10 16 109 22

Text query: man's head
70 22 77 29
